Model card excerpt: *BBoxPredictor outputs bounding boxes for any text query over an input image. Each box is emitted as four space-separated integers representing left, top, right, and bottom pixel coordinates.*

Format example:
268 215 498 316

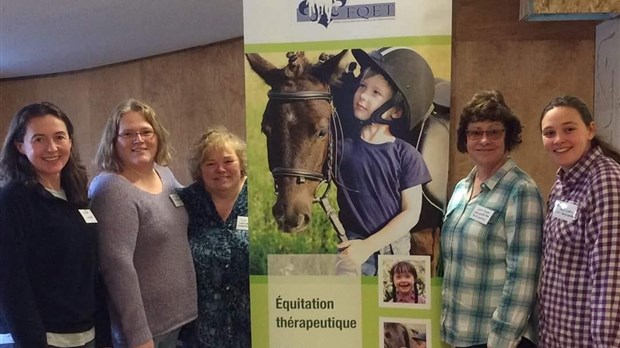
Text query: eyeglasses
117 129 155 140
465 128 505 140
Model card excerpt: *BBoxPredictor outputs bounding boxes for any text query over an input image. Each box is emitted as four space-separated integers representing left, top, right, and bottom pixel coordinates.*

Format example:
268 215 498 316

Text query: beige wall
0 39 245 185
451 0 597 199
0 1 600 198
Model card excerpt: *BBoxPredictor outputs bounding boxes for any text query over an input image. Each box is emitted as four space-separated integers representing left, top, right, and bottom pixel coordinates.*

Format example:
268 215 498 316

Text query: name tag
169 193 185 207
236 216 249 230
78 209 98 224
552 200 578 222
470 204 494 225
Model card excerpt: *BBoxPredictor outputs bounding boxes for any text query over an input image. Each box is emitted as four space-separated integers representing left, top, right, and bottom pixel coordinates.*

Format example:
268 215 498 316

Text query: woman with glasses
89 99 197 348
538 96 620 347
440 91 543 348
0 102 110 347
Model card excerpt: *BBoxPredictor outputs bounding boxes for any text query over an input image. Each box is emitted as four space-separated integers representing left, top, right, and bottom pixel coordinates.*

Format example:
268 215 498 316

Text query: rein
266 89 348 242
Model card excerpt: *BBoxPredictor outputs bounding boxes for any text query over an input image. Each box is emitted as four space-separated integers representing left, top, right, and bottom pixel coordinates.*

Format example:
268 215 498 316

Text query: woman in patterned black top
178 127 249 348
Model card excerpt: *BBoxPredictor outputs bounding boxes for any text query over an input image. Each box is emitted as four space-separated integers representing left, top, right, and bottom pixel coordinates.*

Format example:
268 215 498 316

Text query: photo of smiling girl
390 260 425 304
379 255 430 308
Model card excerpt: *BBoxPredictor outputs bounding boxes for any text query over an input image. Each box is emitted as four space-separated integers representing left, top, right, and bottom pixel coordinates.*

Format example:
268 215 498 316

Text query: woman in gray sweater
89 99 197 348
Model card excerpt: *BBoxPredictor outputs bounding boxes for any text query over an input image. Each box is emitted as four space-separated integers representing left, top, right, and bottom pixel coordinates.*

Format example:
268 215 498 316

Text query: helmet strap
359 98 397 126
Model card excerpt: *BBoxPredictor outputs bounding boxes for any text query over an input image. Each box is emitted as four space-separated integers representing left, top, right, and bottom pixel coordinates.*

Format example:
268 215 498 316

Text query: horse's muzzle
272 202 311 233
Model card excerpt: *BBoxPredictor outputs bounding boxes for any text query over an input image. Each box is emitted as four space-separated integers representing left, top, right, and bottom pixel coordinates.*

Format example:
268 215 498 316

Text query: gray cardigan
89 166 197 347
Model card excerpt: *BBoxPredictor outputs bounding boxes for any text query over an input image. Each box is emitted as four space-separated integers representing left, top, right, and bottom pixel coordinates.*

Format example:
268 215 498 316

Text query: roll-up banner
244 1 451 347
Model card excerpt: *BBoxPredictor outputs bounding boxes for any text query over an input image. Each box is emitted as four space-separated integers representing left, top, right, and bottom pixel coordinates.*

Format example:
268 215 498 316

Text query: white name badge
78 209 98 224
552 200 578 222
169 193 185 207
236 216 249 230
470 204 494 225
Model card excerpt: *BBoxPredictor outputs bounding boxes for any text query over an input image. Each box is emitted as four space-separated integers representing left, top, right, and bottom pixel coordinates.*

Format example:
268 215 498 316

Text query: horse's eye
316 127 328 139
261 124 272 135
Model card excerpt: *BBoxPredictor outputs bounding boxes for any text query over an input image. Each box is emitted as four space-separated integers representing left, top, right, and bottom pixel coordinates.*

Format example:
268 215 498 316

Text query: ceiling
0 0 243 79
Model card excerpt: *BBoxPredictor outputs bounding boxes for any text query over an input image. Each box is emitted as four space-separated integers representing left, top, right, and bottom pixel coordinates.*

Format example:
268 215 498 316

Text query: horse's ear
284 51 310 78
246 53 281 86
312 50 348 84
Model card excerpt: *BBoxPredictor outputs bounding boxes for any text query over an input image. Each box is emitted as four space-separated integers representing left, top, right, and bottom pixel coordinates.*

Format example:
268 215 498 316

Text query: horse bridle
266 89 348 242
266 90 335 191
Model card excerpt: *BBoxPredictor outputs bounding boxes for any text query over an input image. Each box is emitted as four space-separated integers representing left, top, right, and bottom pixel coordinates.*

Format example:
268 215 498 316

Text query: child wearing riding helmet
336 47 433 276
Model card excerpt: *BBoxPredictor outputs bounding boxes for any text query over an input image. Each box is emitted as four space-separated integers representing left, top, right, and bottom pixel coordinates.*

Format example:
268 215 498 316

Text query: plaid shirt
539 146 620 347
441 159 543 347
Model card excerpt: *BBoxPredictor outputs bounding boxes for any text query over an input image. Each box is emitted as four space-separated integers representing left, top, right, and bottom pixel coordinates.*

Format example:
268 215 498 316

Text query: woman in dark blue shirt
0 102 110 348
178 126 249 348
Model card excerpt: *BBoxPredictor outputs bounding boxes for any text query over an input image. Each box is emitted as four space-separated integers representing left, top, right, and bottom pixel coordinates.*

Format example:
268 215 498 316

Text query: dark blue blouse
178 181 250 348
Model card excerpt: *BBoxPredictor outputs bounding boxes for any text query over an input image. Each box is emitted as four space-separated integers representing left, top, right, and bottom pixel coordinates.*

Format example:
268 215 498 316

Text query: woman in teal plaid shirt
440 91 543 348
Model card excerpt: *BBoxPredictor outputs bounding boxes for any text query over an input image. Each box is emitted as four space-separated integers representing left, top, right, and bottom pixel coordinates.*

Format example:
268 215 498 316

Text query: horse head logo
298 0 346 27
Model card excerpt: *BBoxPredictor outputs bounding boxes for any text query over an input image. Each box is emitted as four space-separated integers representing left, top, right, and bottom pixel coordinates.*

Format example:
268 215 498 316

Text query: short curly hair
456 90 522 153
187 126 247 184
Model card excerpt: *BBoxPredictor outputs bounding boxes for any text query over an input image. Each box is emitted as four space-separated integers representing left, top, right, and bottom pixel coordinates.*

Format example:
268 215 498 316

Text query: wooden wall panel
141 40 246 180
85 64 143 175
0 81 38 135
0 38 244 185
456 0 597 41
452 40 595 197
595 18 620 150
451 0 597 199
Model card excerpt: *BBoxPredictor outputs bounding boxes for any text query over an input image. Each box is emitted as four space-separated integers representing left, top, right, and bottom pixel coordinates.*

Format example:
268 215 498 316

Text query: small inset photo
378 255 431 308
381 317 430 348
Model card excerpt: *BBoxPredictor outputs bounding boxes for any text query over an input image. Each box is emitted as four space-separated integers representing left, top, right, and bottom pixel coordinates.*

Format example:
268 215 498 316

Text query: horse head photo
384 322 427 348
246 50 347 233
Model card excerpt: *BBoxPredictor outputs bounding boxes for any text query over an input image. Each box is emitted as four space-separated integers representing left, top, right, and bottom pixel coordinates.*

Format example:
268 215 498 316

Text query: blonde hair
95 99 173 172
187 126 247 183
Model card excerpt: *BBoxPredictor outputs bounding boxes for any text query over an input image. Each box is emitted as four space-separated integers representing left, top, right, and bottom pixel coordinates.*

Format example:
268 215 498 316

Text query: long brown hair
0 102 88 206
540 95 620 164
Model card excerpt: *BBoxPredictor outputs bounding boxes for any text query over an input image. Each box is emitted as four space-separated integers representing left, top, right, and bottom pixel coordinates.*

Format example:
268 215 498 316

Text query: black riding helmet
352 47 435 129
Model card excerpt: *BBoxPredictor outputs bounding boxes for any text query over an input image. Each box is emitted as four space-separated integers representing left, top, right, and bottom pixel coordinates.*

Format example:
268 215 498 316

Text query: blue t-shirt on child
336 136 431 239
